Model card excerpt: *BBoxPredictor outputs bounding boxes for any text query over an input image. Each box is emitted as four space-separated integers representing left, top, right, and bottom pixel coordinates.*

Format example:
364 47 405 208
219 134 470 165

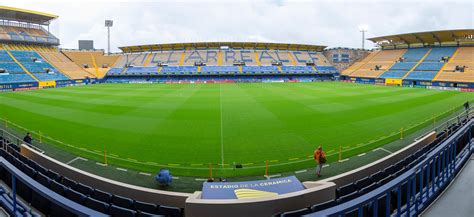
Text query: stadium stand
0 25 59 45
124 66 159 75
404 47 457 81
0 138 181 217
62 50 119 78
39 51 97 79
343 49 406 78
435 47 474 83
9 50 69 81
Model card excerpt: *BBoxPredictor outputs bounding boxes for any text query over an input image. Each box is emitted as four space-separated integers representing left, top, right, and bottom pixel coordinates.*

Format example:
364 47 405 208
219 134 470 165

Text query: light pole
105 20 113 55
358 25 368 50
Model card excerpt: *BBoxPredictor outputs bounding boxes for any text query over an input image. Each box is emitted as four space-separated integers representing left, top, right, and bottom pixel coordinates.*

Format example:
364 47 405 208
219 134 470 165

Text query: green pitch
0 82 472 177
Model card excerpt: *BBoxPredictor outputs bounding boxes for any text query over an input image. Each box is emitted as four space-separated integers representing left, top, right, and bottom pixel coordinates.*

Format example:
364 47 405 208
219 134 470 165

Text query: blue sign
201 176 305 199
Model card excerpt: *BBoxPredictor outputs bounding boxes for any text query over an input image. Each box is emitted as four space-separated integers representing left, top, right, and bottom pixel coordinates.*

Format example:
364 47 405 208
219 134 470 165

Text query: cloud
1 0 472 52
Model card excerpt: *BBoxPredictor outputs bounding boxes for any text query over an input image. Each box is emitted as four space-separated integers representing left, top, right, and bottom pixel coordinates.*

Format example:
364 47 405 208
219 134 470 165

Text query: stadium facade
0 6 473 217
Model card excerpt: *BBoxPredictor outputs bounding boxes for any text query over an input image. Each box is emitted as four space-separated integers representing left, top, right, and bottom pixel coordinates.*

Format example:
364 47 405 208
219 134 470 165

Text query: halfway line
219 84 225 167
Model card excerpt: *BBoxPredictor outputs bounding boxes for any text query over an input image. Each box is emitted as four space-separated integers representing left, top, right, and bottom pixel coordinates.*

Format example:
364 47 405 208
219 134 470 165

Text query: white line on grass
268 174 281 178
195 178 207 181
374 147 393 154
295 169 307 174
339 158 349 163
357 153 366 157
323 164 330 168
172 177 180 180
96 162 107 167
139 172 151 176
116 168 127 172
219 84 225 167
66 157 87 165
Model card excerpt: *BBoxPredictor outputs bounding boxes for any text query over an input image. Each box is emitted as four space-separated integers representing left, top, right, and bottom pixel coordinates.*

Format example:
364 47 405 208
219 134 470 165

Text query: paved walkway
422 154 474 217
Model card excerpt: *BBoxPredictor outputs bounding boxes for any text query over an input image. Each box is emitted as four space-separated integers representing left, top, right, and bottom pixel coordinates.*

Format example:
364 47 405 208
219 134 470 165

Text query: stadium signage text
201 176 304 199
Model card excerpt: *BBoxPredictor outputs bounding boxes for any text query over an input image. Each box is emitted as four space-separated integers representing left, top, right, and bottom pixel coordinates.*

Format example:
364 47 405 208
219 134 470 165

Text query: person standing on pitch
314 146 326 177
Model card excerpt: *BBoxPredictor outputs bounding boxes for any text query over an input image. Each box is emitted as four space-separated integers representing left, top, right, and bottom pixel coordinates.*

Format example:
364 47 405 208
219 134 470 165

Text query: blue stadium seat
358 182 379 195
109 205 136 217
50 180 67 195
281 207 311 217
84 197 110 213
111 194 134 209
369 171 385 183
336 183 358 198
46 169 60 182
65 188 86 204
134 200 158 214
355 177 373 190
93 188 113 203
61 176 78 189
106 67 124 76
75 183 94 196
336 191 359 204
158 205 182 217
310 200 336 212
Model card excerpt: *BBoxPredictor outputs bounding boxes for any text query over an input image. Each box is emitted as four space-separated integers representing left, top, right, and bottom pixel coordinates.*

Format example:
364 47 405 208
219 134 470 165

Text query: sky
1 0 473 52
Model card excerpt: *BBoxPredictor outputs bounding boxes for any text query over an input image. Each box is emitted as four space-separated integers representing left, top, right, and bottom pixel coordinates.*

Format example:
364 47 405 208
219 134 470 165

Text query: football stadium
0 2 473 217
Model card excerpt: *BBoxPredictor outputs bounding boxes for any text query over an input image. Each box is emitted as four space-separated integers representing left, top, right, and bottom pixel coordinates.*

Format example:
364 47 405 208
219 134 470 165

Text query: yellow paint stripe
217 50 223 66
287 52 297 66
6 50 39 81
377 49 408 78
255 51 261 66
433 47 459 81
143 53 152 67
402 48 432 79
179 51 186 66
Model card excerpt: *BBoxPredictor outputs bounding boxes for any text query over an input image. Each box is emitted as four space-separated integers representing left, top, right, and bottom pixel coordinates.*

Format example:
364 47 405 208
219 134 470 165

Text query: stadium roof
119 42 326 53
368 29 474 46
0 6 58 24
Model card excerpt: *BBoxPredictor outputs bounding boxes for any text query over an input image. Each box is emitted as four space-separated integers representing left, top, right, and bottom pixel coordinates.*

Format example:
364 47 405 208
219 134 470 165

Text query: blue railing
306 117 473 217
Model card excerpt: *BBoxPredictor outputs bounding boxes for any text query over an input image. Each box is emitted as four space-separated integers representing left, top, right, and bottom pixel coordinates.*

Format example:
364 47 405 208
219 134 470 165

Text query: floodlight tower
358 25 368 50
105 20 113 55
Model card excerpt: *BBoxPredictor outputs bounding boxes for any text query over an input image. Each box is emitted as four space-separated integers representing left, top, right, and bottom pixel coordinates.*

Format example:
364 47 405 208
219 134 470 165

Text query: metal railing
307 117 473 217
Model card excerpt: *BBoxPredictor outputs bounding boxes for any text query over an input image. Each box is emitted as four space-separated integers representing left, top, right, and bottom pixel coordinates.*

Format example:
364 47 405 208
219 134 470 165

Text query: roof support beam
413 34 425 44
431 33 441 43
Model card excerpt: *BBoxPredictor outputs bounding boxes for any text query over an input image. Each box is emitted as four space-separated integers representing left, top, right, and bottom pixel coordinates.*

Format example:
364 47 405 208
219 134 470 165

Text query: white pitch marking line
116 168 127 172
295 169 307 174
66 157 87 165
139 172 151 176
219 84 225 167
323 164 330 168
339 158 349 163
375 147 393 154
172 177 180 180
96 162 107 167
357 153 366 157
195 178 207 181
268 174 281 178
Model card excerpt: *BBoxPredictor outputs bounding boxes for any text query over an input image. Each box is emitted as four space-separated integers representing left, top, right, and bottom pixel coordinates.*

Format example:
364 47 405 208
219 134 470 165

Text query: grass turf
0 82 472 177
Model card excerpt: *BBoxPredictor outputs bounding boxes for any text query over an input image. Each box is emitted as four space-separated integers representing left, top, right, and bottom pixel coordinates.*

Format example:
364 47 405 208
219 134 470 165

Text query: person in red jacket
314 146 326 177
